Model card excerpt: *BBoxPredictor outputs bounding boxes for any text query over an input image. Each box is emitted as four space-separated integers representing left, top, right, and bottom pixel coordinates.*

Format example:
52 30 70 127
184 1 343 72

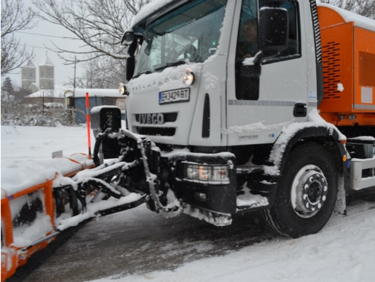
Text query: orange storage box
317 5 375 126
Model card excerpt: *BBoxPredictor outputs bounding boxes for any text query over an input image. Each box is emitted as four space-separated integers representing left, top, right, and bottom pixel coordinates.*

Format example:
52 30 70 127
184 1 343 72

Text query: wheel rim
290 165 328 218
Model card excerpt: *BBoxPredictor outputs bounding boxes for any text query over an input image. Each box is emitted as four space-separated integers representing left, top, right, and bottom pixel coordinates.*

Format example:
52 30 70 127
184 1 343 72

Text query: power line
26 45 50 49
17 31 78 40
5 41 51 50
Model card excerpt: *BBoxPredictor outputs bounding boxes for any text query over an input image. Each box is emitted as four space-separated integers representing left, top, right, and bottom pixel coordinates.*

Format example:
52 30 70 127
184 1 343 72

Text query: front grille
136 127 176 136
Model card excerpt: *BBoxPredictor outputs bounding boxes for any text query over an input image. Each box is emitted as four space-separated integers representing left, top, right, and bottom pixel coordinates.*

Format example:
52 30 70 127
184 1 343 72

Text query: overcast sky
6 0 85 88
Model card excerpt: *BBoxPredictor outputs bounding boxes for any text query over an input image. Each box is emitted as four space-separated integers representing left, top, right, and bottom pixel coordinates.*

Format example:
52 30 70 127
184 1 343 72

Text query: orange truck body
317 6 375 127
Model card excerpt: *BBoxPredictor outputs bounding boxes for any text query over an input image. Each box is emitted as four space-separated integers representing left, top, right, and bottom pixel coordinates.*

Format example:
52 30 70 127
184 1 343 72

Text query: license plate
159 88 190 104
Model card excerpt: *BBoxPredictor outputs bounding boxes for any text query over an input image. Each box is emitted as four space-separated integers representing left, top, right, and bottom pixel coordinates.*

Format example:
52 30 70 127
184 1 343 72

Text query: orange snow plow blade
1 153 145 281
1 154 94 281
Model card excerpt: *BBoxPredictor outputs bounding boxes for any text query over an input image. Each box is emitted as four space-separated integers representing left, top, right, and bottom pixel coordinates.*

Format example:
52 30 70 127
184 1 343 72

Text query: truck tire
264 142 338 238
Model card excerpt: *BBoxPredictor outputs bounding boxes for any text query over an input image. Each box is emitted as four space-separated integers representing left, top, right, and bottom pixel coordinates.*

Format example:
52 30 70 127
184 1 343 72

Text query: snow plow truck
2 0 375 280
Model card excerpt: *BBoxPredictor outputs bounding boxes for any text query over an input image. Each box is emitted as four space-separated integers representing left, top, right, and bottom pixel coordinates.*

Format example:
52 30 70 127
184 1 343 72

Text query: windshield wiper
134 70 152 78
134 61 186 77
154 60 186 71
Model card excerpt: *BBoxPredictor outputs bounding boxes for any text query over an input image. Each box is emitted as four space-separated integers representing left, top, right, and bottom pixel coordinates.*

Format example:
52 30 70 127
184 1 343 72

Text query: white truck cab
125 0 320 149
91 0 374 238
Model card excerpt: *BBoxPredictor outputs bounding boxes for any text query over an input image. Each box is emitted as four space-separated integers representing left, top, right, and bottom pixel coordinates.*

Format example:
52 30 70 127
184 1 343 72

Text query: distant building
64 89 126 123
29 82 39 93
24 85 68 106
21 61 36 89
39 52 54 90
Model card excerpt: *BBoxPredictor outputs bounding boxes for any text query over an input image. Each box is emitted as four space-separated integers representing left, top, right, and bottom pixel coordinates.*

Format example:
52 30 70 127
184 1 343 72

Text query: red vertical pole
44 177 56 228
86 92 92 159
1 193 14 247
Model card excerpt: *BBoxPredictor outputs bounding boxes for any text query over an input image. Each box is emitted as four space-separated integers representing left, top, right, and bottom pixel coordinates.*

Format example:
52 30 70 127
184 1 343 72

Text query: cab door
226 0 308 146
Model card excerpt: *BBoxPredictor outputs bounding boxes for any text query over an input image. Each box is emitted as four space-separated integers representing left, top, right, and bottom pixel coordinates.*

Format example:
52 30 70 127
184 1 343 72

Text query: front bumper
161 151 237 214
92 127 238 225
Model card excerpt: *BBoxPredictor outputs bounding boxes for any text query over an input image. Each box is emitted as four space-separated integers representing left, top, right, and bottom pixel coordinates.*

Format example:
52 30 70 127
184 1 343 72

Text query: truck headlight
183 68 195 86
183 163 229 184
118 83 127 95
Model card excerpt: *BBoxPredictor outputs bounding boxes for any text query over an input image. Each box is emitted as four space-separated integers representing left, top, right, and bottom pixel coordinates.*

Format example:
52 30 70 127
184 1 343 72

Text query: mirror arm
253 52 265 66
127 39 138 57
253 51 280 66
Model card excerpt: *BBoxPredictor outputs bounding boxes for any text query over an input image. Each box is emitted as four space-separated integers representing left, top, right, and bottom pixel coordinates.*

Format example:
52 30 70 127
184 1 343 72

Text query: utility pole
73 56 77 99
42 87 44 115
73 56 77 123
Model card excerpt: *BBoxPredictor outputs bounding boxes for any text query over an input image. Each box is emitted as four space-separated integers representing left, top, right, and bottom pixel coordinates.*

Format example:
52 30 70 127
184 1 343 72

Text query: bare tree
1 0 37 75
33 0 152 65
320 0 375 19
66 56 126 89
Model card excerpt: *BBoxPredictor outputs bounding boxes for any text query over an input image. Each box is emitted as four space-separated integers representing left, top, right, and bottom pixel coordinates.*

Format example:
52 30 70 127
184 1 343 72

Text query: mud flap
183 204 232 227
335 174 347 215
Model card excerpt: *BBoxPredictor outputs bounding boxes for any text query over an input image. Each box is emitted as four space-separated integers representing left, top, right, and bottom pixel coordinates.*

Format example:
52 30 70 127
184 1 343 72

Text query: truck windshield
134 0 227 77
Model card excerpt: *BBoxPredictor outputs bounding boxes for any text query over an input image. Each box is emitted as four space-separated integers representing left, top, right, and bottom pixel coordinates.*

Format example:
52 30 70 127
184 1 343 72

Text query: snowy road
22 206 274 281
2 125 375 282
22 190 375 282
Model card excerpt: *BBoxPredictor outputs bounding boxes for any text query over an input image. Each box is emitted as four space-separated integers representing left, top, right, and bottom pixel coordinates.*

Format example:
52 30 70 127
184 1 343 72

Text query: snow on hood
129 62 203 92
318 3 375 32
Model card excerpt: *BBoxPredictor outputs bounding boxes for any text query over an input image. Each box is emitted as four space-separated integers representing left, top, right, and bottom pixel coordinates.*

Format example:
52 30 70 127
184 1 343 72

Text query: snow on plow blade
1 154 144 281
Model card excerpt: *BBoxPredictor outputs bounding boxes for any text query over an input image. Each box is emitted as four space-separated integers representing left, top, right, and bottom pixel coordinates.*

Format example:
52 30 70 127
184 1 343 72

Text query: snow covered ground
1 124 92 161
1 125 375 282
119 205 375 282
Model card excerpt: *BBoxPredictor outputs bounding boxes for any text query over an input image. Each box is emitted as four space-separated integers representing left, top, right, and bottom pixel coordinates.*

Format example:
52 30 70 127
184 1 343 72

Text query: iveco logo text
139 113 164 125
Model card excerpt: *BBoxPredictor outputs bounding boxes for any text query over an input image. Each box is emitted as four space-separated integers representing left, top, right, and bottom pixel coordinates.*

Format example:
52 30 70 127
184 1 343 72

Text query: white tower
39 52 54 90
21 61 36 89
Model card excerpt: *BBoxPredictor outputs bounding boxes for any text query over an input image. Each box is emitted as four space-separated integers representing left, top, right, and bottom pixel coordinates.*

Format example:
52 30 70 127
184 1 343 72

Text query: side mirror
121 31 135 46
126 56 135 81
254 7 288 65
126 39 138 81
127 39 138 57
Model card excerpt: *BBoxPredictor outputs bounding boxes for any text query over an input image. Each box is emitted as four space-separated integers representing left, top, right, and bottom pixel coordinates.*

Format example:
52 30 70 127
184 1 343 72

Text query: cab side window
235 0 300 101
235 0 259 100
264 0 301 62
236 17 259 59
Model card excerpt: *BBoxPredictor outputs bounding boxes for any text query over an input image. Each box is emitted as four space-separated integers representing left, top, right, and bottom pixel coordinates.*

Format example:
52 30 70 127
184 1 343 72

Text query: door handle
293 103 307 117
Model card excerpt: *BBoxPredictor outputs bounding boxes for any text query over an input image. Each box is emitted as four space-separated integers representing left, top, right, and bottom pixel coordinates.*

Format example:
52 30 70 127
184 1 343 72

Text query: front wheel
264 142 338 238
